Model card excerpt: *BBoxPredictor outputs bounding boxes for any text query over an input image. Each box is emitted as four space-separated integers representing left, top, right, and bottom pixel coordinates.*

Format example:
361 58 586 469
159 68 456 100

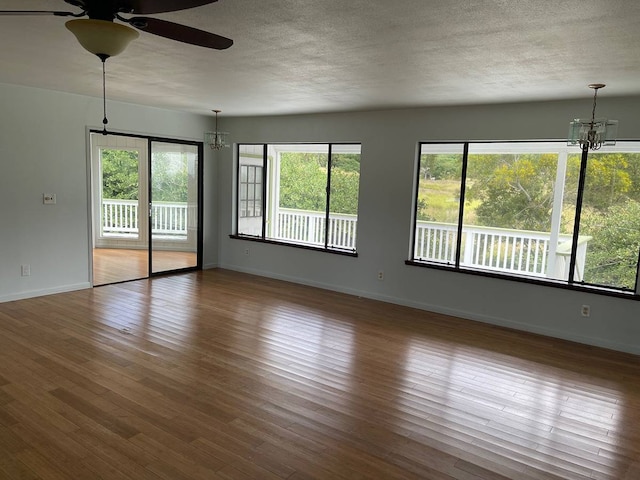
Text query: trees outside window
412 142 640 293
236 143 361 253
101 149 139 200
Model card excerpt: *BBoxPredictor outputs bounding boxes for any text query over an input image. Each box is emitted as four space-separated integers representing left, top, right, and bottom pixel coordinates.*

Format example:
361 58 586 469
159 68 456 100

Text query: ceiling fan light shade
65 19 139 58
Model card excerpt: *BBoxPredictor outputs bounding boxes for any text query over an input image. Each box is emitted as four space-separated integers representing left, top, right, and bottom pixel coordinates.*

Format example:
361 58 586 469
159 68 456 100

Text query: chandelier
204 110 230 150
568 84 618 151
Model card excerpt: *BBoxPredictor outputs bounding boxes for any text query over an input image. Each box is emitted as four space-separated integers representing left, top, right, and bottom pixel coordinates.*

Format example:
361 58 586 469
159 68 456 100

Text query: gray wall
0 83 218 302
217 99 640 355
1 80 638 354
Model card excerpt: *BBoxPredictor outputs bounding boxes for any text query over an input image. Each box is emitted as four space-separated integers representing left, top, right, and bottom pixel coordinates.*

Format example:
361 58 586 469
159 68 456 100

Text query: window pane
414 144 464 263
267 144 329 246
578 145 640 290
463 143 570 279
328 144 361 251
238 145 264 235
100 148 140 239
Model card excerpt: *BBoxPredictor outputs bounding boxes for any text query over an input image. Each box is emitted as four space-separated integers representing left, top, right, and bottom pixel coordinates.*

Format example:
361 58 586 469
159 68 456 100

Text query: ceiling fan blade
0 10 78 16
63 0 85 8
129 17 232 49
128 0 218 15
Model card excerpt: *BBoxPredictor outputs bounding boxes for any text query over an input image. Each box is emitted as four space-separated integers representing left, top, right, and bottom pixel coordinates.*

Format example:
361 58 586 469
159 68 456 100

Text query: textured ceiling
1 0 640 116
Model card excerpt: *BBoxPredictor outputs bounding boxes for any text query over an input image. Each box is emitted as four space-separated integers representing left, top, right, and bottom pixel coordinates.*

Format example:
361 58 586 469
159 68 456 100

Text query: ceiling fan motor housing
65 1 135 21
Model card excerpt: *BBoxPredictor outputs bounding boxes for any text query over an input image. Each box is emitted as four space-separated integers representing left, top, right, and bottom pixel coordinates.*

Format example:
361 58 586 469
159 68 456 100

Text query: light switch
43 193 56 204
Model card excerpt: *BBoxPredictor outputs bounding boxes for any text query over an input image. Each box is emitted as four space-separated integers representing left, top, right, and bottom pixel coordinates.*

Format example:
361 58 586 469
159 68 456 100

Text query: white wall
217 98 640 355
0 82 218 302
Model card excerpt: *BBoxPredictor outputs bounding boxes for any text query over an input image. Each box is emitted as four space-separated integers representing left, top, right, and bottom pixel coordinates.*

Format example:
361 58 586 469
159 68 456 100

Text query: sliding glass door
91 133 202 285
150 141 200 274
92 135 149 285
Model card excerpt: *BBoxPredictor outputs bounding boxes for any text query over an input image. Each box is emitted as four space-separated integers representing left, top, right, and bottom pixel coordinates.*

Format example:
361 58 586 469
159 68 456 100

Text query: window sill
230 234 358 257
405 260 639 300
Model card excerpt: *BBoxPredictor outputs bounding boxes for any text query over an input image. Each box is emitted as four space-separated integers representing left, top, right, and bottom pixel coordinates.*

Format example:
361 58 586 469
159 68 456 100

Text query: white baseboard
218 263 640 356
0 282 92 303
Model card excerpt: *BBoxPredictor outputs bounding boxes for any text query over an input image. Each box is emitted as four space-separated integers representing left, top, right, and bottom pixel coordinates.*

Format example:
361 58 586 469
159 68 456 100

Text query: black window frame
407 140 640 299
232 142 361 257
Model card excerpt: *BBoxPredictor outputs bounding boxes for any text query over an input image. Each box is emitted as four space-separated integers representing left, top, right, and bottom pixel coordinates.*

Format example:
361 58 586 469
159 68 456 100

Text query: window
239 164 262 218
236 143 361 254
410 141 640 295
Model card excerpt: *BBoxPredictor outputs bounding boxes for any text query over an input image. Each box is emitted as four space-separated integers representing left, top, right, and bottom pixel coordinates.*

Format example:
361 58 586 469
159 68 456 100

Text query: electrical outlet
43 193 56 204
581 305 591 317
21 264 30 276
377 270 384 281
244 248 250 256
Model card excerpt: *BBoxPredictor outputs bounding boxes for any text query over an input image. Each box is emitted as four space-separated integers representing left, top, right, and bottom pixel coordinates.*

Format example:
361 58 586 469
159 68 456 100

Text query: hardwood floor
0 269 639 479
93 248 197 285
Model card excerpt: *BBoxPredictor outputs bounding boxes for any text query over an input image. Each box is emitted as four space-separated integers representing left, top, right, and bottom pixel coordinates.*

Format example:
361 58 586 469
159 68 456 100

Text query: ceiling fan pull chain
100 54 109 135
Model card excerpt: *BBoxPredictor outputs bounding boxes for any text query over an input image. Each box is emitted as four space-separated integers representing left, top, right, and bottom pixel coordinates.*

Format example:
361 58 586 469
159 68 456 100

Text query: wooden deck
0 269 639 479
93 248 197 285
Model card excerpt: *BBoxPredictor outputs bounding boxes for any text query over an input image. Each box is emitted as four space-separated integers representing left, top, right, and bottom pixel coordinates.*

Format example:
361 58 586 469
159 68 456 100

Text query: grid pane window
240 165 262 218
238 145 264 237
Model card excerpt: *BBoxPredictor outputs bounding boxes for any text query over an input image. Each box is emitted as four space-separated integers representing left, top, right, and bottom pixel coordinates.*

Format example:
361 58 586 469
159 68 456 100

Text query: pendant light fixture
568 84 618 151
205 110 230 150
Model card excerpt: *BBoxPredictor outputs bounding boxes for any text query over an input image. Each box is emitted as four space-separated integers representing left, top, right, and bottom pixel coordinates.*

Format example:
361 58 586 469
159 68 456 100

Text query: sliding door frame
148 137 204 276
87 128 204 285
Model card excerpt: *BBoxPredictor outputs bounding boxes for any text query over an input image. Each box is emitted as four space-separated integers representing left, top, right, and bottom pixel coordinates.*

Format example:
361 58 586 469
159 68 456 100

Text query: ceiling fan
0 1 233 54
0 1 232 133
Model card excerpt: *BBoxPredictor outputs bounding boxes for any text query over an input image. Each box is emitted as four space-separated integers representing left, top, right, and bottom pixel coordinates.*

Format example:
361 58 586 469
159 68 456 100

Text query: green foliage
416 179 461 222
581 200 640 289
279 153 328 212
416 149 640 289
466 153 558 231
101 149 190 203
420 154 462 180
278 152 360 215
581 153 632 209
101 149 139 200
417 155 463 222
332 154 361 173
330 170 360 214
151 152 189 202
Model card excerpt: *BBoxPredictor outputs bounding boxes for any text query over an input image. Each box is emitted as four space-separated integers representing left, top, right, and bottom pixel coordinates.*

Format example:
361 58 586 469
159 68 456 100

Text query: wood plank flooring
0 269 639 479
93 248 197 285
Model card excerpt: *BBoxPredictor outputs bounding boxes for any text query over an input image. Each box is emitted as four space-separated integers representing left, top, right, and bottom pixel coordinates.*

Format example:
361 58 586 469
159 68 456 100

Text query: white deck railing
275 208 357 250
274 211 590 280
414 221 591 280
103 201 590 280
101 199 188 238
